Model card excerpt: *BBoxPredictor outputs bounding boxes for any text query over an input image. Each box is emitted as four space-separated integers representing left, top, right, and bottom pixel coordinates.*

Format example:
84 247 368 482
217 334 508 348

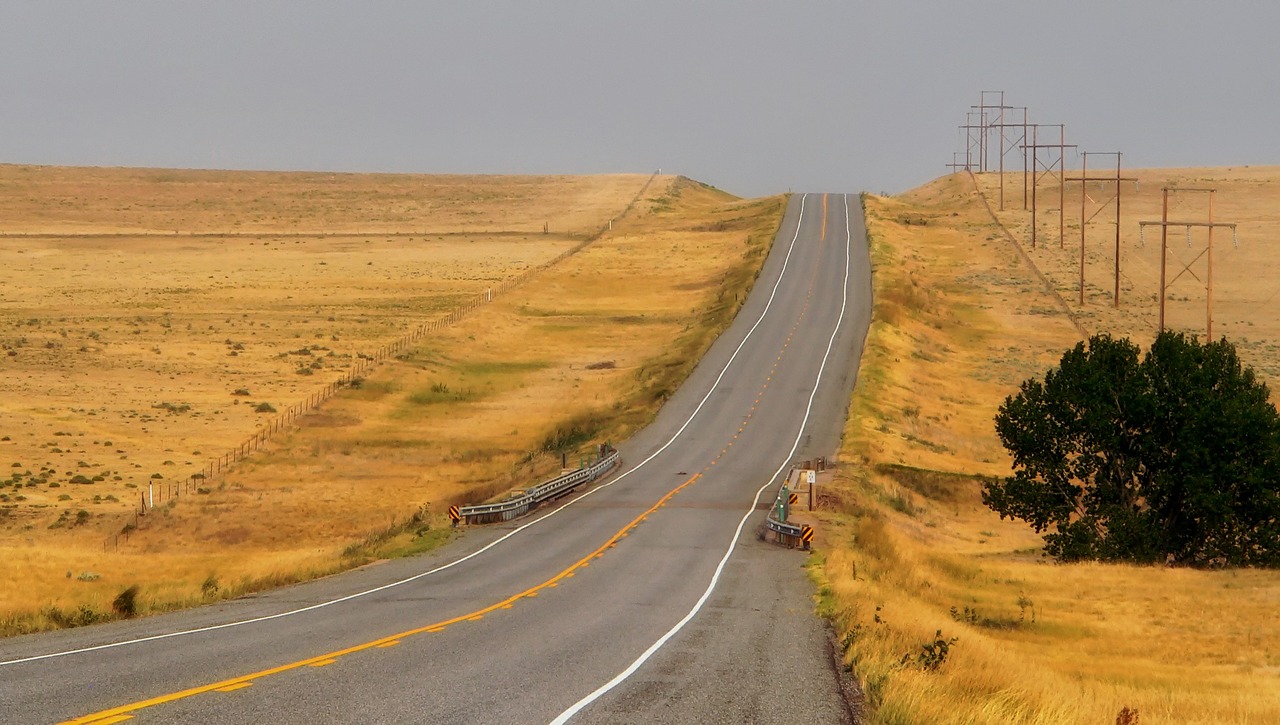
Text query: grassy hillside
975 165 1280 385
0 167 786 634
811 173 1279 724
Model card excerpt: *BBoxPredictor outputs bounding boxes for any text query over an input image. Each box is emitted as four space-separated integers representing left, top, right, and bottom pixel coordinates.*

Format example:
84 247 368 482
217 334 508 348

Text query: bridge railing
458 449 620 524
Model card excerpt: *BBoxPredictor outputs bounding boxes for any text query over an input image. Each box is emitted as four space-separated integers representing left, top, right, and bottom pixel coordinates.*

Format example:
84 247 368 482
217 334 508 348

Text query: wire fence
967 169 1090 339
102 172 660 553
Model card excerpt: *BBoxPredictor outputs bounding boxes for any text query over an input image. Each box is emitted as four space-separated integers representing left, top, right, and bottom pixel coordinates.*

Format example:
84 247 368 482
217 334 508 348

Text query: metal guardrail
764 481 802 536
458 450 620 524
762 477 812 549
765 516 804 538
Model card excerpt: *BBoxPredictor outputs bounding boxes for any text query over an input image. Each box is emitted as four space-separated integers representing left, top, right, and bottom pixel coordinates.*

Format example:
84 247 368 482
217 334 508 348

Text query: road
1 193 872 724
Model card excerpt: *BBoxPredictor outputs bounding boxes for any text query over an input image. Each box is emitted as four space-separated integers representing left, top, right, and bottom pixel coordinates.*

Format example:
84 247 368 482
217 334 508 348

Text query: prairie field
975 165 1280 383
0 165 785 633
0 164 646 235
812 171 1279 724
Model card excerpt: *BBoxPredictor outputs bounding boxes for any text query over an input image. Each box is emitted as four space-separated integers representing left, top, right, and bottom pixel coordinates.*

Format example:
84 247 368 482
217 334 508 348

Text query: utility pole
958 111 984 172
1023 122 1032 210
953 95 1028 210
975 100 1026 211
993 106 1028 211
1063 152 1137 306
1021 124 1076 249
1139 188 1238 338
973 92 994 171
947 152 973 173
970 92 1016 200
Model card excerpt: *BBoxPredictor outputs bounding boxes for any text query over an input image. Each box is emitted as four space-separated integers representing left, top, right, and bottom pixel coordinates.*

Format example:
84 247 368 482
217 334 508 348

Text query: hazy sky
1 2 1275 198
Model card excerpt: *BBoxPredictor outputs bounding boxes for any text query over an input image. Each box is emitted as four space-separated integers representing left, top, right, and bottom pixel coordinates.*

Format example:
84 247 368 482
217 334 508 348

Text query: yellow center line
63 471 705 724
821 193 828 240
65 196 841 724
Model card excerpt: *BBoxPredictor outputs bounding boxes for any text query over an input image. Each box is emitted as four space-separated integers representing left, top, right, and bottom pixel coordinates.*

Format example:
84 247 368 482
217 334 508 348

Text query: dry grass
0 164 648 235
0 167 784 634
810 175 1280 724
974 165 1280 385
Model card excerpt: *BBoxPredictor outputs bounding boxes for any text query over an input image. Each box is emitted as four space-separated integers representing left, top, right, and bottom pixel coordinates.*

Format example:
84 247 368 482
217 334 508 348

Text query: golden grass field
0 164 644 235
0 165 785 633
975 165 1280 384
811 171 1279 724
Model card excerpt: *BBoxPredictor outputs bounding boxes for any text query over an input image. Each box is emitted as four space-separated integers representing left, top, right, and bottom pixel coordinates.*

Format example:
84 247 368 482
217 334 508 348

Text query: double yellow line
66 472 703 724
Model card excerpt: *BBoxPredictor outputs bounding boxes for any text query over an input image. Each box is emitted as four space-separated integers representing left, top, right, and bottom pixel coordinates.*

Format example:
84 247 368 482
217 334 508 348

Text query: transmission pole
1021 124 1076 249
958 111 984 172
1064 152 1136 306
970 92 1015 203
1139 188 1239 338
946 152 972 173
983 104 1027 211
1005 106 1028 211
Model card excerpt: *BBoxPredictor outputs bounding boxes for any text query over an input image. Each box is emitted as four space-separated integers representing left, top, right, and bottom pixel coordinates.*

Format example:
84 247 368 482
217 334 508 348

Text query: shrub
43 604 103 628
899 630 958 671
112 585 140 618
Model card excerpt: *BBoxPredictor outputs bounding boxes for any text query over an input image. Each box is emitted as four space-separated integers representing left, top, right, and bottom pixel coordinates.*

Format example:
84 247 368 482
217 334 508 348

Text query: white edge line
0 194 812 668
549 194 853 725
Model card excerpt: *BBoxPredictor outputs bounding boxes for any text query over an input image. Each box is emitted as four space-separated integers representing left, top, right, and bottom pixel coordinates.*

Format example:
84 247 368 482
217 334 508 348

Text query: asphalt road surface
1 192 872 724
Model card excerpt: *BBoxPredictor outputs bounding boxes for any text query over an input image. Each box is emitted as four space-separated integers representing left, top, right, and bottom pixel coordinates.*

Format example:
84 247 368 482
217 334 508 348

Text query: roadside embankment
809 176 1279 724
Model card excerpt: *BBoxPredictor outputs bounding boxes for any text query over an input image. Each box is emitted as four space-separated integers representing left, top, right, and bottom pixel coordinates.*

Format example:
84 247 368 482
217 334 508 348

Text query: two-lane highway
0 193 872 724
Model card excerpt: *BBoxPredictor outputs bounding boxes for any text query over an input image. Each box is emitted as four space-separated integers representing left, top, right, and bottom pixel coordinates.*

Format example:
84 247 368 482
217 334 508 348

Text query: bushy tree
985 331 1280 566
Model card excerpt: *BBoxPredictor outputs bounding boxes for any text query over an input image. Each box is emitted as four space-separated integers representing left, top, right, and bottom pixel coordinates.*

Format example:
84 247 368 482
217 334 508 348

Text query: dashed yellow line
821 193 829 240
64 196 840 724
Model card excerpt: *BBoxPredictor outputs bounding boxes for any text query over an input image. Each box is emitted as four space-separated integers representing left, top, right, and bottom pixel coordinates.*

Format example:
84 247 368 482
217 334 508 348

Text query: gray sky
1 1 1275 198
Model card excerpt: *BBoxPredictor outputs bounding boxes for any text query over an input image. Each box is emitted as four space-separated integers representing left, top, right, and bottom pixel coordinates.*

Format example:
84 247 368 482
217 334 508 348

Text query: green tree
985 331 1280 566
